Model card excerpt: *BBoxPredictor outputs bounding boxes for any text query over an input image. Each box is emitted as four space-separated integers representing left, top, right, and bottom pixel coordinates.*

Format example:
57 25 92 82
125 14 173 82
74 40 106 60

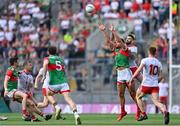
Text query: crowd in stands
0 0 179 62
0 0 179 91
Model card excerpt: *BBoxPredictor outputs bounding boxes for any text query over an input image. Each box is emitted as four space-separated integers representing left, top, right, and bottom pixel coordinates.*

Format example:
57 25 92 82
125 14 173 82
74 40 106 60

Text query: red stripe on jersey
59 90 71 94
120 49 129 57
6 70 13 77
6 70 18 82
114 51 118 56
9 77 18 82
48 64 65 71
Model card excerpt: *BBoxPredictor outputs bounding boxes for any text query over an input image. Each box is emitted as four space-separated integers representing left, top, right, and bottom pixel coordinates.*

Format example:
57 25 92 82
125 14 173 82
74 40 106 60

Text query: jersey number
149 64 158 75
55 61 62 71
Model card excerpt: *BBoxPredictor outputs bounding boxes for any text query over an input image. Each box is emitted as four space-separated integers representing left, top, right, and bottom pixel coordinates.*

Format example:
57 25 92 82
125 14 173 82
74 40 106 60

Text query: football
85 4 95 14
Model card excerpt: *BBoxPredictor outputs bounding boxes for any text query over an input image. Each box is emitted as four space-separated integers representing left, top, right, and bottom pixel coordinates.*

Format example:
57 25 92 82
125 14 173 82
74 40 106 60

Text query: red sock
121 106 125 113
31 115 36 119
22 109 27 114
136 106 141 113
40 112 44 117
142 112 147 116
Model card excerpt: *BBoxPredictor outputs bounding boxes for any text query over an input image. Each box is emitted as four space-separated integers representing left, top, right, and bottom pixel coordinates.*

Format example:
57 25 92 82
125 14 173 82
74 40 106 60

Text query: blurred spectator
143 0 151 12
132 1 140 12
119 9 127 19
101 1 110 14
74 68 87 91
156 77 169 113
110 0 119 12
155 35 168 59
152 0 160 10
134 16 143 42
172 36 178 59
124 0 132 16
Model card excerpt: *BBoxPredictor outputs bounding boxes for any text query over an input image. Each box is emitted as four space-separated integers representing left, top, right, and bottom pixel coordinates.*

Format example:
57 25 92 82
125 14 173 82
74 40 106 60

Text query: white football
85 4 95 13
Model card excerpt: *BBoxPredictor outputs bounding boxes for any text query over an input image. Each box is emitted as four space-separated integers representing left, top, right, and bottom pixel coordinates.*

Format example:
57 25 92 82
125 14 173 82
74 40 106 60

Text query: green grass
0 113 179 126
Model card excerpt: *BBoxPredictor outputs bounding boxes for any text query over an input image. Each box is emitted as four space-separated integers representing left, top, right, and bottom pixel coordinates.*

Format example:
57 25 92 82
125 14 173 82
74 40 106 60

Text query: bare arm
42 59 49 83
98 23 110 42
131 63 144 81
34 72 41 88
4 75 10 96
158 70 163 82
4 75 10 91
109 25 126 49
98 23 116 51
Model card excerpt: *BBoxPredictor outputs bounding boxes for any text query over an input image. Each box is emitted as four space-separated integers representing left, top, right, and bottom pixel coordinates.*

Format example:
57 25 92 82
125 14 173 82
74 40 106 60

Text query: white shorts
48 83 70 94
117 68 132 84
7 89 17 99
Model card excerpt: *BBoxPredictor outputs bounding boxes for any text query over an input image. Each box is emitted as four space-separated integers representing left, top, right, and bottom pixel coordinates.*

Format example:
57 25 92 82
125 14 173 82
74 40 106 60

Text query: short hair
48 46 57 55
127 34 135 40
149 47 156 56
9 57 18 66
23 60 32 67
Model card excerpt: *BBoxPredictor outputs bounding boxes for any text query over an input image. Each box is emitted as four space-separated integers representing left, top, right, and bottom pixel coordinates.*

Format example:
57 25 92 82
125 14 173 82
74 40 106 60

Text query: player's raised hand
98 23 106 31
109 24 116 32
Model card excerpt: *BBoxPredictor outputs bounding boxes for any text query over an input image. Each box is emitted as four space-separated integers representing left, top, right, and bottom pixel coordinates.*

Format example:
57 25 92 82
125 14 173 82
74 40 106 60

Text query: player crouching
17 60 52 121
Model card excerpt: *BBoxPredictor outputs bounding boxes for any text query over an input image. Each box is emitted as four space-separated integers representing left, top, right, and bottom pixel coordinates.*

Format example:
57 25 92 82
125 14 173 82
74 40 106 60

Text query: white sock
73 111 79 117
55 105 60 110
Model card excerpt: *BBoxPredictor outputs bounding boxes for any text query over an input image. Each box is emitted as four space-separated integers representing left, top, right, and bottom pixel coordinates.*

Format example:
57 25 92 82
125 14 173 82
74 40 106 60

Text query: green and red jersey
45 55 67 85
114 48 130 68
6 66 18 92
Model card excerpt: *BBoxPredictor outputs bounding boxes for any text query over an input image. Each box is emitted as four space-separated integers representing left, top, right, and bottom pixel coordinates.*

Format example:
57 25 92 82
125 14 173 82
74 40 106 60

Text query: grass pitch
0 113 179 126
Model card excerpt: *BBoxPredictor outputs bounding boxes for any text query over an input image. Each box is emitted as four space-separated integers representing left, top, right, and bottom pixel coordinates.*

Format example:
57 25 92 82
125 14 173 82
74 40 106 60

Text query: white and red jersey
39 68 50 88
159 82 168 97
141 57 162 87
18 71 33 92
128 45 138 68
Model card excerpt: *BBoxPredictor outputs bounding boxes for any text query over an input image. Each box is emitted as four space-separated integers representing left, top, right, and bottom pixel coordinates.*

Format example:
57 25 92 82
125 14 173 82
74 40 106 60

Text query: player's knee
44 102 49 107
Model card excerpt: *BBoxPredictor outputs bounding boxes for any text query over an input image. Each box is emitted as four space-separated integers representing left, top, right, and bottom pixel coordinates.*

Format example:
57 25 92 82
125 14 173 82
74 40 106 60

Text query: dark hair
149 47 156 56
127 34 135 40
48 46 57 55
23 60 32 67
9 57 18 66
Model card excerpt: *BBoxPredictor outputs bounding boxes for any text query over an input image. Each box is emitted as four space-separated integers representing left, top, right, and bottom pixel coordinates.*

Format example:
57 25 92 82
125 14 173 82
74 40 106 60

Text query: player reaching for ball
125 34 142 120
98 23 140 121
129 47 169 124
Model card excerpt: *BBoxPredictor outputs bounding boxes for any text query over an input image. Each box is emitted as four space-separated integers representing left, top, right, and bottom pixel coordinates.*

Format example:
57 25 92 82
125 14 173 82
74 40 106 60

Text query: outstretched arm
34 71 42 89
109 25 126 49
98 23 116 51
42 59 49 83
129 62 144 85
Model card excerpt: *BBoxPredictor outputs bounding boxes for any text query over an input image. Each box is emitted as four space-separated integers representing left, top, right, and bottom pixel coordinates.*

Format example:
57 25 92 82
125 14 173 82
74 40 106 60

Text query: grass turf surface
0 113 179 126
